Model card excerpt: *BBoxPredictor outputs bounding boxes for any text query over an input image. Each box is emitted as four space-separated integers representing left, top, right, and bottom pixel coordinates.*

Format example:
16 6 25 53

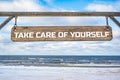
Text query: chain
13 16 17 30
106 16 109 26
14 16 17 27
105 16 110 31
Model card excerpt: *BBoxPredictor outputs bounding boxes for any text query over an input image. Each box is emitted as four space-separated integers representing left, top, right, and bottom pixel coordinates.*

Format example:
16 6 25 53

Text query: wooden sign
11 26 112 42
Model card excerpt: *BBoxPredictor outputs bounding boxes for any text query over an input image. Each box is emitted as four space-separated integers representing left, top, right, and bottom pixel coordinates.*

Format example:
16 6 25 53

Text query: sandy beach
0 66 120 80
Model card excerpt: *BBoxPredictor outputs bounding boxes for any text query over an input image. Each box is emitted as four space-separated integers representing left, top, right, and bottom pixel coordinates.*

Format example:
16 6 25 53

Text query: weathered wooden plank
11 26 112 42
0 12 120 16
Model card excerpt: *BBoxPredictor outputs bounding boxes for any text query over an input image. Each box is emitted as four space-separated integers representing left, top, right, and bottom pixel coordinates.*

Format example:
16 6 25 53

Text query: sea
0 55 120 80
0 55 120 66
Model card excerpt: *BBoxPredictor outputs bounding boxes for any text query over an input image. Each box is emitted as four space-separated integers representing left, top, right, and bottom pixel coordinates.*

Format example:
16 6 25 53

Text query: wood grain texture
11 26 112 42
0 12 120 16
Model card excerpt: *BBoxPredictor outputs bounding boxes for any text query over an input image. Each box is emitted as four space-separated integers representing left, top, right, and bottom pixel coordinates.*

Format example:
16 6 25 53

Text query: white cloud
0 0 105 27
86 4 116 12
113 30 120 38
0 35 4 42
0 0 120 55
0 0 45 11
0 0 78 26
115 0 120 11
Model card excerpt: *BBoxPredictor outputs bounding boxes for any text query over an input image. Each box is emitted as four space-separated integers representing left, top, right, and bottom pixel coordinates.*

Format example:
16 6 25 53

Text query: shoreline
0 65 120 68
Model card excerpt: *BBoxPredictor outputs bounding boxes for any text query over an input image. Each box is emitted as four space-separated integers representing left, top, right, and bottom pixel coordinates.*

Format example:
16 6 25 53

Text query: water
0 55 120 80
0 55 120 66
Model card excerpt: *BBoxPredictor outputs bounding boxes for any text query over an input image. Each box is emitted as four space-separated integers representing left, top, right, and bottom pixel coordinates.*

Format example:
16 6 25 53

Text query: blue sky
0 0 120 55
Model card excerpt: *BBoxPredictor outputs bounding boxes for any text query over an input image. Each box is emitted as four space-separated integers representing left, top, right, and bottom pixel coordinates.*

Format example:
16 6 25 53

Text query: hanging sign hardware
13 16 18 31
